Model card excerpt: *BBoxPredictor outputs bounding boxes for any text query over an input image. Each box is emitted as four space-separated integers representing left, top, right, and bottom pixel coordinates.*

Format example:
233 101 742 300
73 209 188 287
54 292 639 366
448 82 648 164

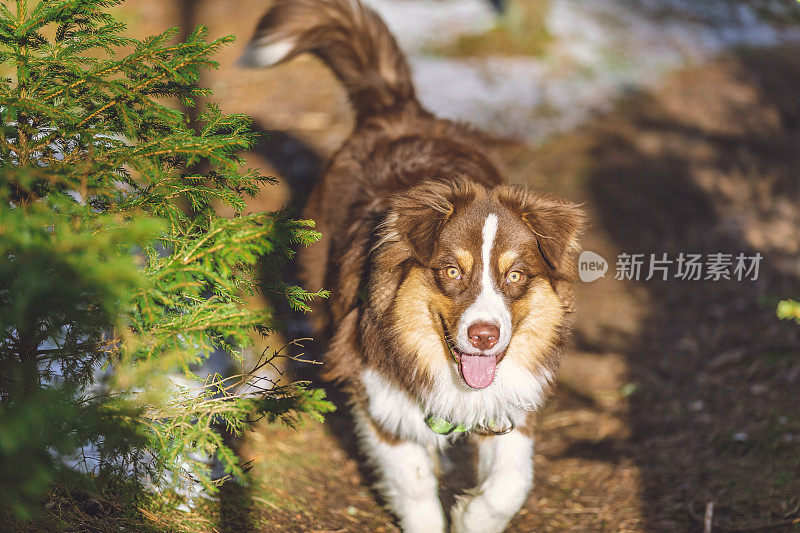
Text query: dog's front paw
450 493 513 533
398 501 446 533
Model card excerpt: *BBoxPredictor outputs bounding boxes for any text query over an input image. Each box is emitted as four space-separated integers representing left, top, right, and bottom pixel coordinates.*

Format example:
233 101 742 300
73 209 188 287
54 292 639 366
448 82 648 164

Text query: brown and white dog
244 1 584 531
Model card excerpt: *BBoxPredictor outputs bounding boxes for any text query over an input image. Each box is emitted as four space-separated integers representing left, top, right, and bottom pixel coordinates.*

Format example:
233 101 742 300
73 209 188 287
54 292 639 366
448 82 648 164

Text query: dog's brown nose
468 322 500 351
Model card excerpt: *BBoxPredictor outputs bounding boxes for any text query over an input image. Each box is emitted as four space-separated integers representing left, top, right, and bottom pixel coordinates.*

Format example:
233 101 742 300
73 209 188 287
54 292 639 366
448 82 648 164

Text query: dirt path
122 3 800 531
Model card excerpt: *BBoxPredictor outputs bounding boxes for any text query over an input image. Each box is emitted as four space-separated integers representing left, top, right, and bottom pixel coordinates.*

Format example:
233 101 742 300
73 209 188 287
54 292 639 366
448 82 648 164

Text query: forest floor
27 1 800 531
209 46 800 532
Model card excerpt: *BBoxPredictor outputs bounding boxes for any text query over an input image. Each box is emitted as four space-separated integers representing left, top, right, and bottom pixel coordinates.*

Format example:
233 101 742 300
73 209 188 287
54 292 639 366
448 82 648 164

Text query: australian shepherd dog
244 1 584 531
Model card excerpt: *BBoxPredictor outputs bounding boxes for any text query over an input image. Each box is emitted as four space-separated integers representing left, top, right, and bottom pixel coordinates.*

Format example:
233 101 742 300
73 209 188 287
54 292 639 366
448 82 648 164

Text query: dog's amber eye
445 267 461 279
506 271 522 283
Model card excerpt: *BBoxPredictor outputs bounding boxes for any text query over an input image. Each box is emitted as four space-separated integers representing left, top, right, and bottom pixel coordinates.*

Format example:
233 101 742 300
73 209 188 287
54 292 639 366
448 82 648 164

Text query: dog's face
372 178 583 394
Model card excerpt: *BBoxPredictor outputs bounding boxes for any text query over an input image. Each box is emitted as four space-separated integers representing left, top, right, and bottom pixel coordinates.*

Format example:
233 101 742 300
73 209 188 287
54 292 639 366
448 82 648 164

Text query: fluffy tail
242 0 418 123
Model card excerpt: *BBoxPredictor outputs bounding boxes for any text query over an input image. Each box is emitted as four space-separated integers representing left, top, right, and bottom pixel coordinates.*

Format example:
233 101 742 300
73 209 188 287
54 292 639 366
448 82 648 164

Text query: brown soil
117 2 800 531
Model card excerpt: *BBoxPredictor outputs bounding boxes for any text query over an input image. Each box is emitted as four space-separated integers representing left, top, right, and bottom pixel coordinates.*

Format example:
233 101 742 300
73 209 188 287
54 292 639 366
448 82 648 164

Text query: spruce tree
0 0 331 521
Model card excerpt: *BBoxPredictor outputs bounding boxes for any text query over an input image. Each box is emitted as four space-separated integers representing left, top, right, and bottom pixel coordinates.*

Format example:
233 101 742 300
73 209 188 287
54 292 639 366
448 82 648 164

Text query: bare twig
539 507 602 514
251 496 282 511
704 501 714 533
706 348 747 371
538 410 595 430
688 500 800 532
781 497 800 519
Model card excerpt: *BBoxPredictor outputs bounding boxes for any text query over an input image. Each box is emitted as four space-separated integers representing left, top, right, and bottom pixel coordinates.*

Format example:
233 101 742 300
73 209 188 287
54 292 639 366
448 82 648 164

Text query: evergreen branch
0 0 331 521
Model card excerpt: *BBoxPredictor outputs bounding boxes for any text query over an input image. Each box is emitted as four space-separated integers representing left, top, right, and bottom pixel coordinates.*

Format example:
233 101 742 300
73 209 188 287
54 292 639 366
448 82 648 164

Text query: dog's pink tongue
458 354 496 389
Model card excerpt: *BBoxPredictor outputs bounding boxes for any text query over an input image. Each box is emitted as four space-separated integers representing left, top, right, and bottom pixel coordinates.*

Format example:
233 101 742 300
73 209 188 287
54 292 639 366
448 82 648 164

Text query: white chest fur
360 365 549 446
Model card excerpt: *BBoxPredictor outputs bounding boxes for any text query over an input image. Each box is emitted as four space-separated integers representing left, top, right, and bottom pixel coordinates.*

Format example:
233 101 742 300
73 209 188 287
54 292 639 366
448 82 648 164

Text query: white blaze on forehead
456 214 513 357
481 214 498 290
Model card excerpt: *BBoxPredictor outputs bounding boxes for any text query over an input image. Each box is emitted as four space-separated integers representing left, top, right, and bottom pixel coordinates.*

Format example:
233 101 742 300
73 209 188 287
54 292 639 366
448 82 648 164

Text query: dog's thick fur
245 2 584 531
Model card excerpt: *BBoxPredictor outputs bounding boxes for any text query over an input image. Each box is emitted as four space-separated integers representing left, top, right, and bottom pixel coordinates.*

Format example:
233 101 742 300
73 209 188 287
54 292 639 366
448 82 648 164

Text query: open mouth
443 323 505 390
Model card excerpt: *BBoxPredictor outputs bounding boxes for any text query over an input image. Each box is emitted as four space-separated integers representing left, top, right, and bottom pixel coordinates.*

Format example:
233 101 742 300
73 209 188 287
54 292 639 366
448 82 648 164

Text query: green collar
425 415 472 435
425 414 516 436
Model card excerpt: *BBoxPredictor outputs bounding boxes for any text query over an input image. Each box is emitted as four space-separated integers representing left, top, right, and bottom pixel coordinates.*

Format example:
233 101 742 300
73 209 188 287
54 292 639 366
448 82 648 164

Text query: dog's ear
496 185 585 277
379 178 476 265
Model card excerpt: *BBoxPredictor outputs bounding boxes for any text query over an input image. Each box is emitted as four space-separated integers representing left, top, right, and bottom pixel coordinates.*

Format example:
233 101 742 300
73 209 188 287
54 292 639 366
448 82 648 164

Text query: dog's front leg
450 429 534 533
354 409 446 533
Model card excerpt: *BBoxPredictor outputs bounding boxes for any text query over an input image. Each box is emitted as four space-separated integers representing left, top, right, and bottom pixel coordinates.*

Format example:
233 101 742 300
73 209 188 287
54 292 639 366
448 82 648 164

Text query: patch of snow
364 0 495 52
366 0 800 142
